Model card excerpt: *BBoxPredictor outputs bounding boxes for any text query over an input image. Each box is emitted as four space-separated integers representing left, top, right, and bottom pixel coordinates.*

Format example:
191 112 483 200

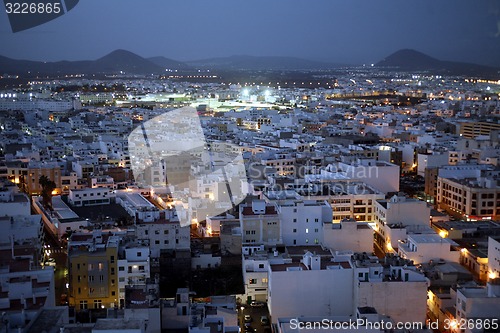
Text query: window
164 240 169 244
155 230 160 235
77 263 80 270
293 218 297 223
249 279 257 285
80 300 88 310
88 263 94 271
137 251 142 257
93 299 102 309
111 291 116 296
119 266 124 271
119 277 125 282
89 275 94 282
314 218 319 222
78 287 81 294
164 230 169 234
258 264 265 269
110 267 115 275
110 256 115 263
98 263 103 271
139 265 145 271
293 228 297 233
262 278 268 283
77 275 81 282
155 240 160 244
99 275 104 282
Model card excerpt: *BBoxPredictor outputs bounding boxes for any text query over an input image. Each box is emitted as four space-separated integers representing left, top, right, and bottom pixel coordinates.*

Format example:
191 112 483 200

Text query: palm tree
39 175 56 209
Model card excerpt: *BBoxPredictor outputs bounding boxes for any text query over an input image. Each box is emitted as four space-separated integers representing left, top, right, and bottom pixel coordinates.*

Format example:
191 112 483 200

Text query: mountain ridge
376 49 499 77
0 49 498 77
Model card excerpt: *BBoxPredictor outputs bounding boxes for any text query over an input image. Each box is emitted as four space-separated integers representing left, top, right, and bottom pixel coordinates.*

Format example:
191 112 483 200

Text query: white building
117 243 151 305
336 159 400 194
0 182 31 216
116 192 160 223
68 188 115 207
353 253 428 324
135 221 190 258
33 196 89 240
374 195 431 252
398 234 460 264
267 251 355 323
453 282 500 332
0 215 44 249
488 236 500 280
242 245 292 303
267 191 332 246
323 219 373 253
239 200 281 245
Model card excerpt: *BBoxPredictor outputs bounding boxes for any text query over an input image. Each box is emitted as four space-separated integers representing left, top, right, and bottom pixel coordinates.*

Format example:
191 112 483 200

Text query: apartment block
68 231 120 310
239 200 281 245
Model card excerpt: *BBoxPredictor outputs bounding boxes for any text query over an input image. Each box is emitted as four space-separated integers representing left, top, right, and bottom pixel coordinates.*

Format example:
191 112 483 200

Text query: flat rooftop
26 308 66 333
93 319 143 330
409 233 456 244
286 245 332 257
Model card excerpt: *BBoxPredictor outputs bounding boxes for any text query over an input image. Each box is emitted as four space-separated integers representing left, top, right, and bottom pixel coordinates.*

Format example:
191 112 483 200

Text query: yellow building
6 160 63 195
459 121 500 139
68 232 119 310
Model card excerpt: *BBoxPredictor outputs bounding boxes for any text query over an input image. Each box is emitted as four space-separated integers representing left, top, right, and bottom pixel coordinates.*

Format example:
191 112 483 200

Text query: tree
39 175 56 210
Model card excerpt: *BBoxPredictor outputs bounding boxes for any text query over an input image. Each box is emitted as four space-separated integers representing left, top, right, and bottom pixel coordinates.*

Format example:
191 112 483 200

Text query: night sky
1 0 499 66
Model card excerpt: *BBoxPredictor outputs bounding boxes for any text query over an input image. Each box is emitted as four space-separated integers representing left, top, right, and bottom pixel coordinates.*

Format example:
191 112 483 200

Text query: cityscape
1 1 500 333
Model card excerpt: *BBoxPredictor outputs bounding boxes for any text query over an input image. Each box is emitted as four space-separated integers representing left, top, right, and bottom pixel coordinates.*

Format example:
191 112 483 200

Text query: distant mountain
187 55 341 70
148 56 190 70
87 49 162 74
0 50 189 75
376 49 499 77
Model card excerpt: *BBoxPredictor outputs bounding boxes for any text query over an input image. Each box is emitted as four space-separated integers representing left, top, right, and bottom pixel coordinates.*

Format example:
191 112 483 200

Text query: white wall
322 221 373 253
488 237 500 279
268 267 354 323
357 281 427 323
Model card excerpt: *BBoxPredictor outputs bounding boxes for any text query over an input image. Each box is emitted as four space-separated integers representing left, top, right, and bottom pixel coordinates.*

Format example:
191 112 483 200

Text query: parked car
250 301 265 308
260 316 269 325
244 315 252 323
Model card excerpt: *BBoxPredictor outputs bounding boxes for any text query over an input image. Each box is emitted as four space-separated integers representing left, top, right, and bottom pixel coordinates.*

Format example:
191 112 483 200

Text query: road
239 304 271 333
43 225 68 306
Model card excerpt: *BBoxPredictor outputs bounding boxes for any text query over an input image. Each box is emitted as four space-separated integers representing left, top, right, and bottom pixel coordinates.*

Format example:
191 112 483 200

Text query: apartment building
398 234 460 264
117 241 150 308
68 231 120 310
266 191 332 246
239 200 281 245
374 195 431 253
437 168 500 221
488 236 500 280
241 245 291 303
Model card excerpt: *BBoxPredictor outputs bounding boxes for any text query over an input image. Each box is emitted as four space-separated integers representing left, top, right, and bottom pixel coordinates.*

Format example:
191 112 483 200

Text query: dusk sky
1 0 500 66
